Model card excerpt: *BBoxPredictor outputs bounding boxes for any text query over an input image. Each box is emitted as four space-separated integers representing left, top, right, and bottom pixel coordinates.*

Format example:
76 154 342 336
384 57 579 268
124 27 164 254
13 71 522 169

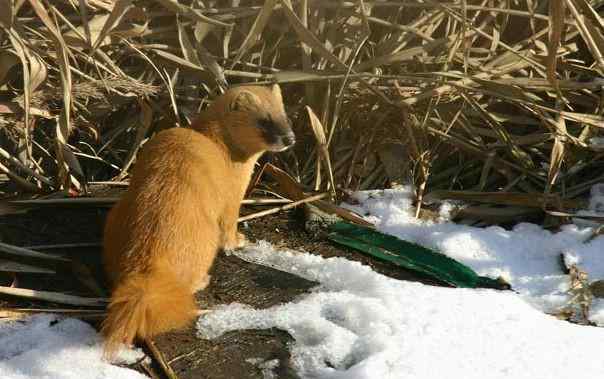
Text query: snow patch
342 187 604 322
0 314 147 379
198 242 604 379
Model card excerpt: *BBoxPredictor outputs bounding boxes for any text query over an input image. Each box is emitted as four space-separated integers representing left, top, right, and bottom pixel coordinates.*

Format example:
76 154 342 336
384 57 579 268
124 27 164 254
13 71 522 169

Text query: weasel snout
269 131 296 152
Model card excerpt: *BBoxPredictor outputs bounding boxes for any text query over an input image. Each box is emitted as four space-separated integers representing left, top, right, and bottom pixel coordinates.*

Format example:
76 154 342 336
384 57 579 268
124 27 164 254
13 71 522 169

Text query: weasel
101 84 295 356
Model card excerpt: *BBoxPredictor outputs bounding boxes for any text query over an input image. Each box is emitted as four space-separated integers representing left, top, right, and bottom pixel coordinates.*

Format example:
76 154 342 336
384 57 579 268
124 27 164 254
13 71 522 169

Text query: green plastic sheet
327 222 510 290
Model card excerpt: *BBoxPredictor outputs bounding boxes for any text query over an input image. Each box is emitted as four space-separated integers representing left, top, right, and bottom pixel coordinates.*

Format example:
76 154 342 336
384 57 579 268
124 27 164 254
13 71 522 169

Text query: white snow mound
342 187 604 323
0 314 147 379
197 242 604 379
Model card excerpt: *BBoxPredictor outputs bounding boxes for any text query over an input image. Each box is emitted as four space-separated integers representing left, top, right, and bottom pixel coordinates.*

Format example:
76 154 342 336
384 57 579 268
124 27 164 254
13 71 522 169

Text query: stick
0 242 70 262
87 181 130 187
11 197 119 206
144 339 180 379
237 193 328 222
11 197 289 207
0 286 107 306
242 198 292 205
0 260 55 274
0 146 53 186
0 308 106 320
0 161 40 192
2 307 105 314
167 348 199 365
23 242 102 250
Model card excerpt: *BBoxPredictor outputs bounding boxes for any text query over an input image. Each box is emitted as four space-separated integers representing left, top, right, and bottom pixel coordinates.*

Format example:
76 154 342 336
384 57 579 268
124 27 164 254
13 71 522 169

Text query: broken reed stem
87 181 130 186
0 308 106 320
238 193 328 222
11 197 119 206
242 198 292 205
167 348 199 365
246 161 268 197
23 242 102 250
0 147 54 187
0 286 107 307
0 161 40 193
2 307 104 314
10 197 290 207
0 241 70 261
144 339 181 379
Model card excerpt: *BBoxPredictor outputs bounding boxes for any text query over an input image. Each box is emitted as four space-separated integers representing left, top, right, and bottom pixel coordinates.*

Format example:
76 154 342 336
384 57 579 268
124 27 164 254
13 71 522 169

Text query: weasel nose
281 133 296 147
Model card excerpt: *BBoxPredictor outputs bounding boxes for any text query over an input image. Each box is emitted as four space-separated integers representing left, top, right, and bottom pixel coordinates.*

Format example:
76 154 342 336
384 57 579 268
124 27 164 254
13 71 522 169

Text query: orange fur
101 84 294 357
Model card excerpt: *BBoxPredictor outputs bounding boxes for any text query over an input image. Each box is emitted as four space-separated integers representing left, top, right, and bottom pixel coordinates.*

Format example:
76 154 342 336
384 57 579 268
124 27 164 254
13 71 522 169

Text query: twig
0 146 54 186
238 193 328 223
11 197 289 207
87 181 130 186
246 162 268 197
0 307 105 320
10 197 119 206
0 260 55 274
167 348 199 365
0 241 70 262
0 161 40 192
23 242 102 250
0 286 107 306
242 198 292 205
144 339 180 379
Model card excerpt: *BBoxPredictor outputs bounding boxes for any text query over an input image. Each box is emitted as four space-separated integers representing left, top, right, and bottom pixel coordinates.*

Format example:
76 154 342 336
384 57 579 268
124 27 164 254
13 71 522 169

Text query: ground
0 201 439 379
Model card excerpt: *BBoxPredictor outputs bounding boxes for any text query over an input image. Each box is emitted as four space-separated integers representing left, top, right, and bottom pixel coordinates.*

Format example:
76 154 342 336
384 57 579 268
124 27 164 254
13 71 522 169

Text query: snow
0 314 147 379
198 242 604 379
340 186 604 323
245 358 280 379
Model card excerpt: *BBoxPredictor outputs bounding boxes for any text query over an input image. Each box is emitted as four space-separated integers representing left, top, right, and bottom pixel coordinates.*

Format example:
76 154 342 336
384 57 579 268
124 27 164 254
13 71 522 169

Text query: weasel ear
229 90 262 112
271 84 283 102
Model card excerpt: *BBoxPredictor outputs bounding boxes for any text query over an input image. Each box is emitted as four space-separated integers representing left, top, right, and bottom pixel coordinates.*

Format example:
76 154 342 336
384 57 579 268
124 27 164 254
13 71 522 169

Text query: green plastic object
327 222 510 290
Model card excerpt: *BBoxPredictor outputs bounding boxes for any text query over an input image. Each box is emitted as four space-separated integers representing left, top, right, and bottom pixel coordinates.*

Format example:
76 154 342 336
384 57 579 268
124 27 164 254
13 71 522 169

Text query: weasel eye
257 117 273 130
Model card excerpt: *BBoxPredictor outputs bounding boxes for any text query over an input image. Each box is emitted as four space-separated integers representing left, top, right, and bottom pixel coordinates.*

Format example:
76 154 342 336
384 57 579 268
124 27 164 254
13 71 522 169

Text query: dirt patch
0 204 439 378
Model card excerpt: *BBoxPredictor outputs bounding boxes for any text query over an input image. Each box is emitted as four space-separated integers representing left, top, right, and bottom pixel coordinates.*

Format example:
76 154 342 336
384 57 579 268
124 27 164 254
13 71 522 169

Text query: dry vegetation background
0 0 603 220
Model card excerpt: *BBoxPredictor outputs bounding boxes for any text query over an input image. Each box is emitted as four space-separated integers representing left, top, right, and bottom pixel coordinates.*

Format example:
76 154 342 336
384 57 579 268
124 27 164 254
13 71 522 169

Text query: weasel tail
100 267 197 355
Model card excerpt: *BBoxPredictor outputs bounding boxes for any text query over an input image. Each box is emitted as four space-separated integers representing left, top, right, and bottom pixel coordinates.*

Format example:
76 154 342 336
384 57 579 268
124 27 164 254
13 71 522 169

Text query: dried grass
0 0 603 218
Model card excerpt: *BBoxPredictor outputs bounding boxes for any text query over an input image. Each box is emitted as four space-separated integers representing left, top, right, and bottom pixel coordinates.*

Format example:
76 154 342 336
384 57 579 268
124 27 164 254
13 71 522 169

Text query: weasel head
215 84 295 155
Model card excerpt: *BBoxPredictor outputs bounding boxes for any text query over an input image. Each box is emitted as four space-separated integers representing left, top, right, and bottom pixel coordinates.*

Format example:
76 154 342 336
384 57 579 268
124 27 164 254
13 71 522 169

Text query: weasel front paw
234 232 248 248
225 232 248 250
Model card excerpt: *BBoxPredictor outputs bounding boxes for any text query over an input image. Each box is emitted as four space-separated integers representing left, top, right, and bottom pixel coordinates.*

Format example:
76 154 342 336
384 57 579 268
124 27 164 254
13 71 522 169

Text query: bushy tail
101 269 197 358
